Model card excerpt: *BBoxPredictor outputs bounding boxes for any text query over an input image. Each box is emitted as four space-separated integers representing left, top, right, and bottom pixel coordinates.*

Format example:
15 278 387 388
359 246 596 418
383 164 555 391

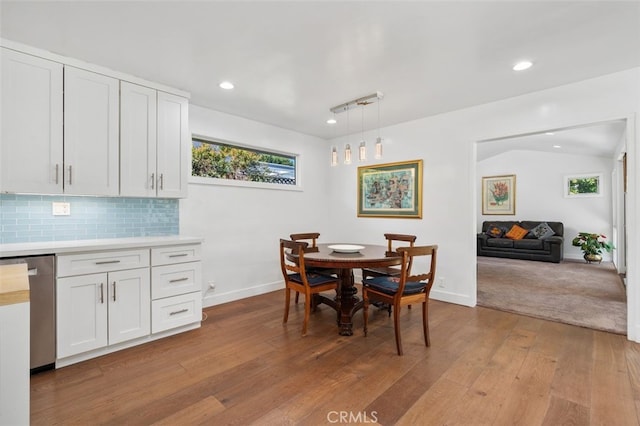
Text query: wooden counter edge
0 264 30 306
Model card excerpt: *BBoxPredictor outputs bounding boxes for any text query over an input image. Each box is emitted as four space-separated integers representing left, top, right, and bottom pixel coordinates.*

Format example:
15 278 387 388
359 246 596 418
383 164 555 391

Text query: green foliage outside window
192 139 295 185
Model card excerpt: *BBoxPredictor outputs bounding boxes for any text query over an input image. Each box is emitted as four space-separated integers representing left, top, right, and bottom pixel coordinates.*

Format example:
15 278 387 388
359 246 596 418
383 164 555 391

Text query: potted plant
571 232 614 263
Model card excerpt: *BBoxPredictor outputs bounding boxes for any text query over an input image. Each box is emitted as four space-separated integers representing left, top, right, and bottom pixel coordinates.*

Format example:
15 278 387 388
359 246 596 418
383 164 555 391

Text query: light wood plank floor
31 290 640 425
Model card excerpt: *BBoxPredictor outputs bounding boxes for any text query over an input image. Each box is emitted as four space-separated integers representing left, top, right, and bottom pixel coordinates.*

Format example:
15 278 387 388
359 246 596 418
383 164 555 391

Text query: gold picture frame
482 174 516 215
357 160 423 218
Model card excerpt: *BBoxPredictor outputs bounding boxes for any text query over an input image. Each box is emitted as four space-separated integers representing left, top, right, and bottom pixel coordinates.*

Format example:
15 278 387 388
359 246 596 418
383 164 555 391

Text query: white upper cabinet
64 67 119 196
120 84 188 198
0 42 189 198
1 48 64 194
157 91 189 198
120 82 158 197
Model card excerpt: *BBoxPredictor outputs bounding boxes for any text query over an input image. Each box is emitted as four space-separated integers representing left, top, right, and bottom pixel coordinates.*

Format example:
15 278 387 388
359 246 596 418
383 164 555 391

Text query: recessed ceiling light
513 61 533 71
326 118 337 125
219 81 234 90
553 145 562 149
545 132 555 135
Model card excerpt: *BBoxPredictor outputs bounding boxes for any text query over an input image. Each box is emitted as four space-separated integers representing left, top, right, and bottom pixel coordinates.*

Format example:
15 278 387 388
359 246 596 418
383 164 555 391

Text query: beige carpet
477 256 627 334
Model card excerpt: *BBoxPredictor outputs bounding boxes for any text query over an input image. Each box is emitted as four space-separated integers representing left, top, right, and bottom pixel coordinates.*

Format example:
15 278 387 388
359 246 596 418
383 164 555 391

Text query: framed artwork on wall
564 173 603 198
357 159 423 218
482 174 516 215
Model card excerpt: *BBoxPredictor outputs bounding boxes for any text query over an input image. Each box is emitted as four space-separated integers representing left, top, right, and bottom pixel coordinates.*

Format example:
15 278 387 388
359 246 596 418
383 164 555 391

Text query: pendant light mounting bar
329 91 384 114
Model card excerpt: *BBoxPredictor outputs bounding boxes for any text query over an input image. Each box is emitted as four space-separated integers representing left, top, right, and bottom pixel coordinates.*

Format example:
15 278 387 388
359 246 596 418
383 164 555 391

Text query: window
564 173 603 198
192 137 296 186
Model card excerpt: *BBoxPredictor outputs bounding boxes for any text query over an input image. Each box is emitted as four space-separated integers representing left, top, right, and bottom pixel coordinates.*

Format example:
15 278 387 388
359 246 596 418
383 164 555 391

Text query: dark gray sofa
477 220 564 263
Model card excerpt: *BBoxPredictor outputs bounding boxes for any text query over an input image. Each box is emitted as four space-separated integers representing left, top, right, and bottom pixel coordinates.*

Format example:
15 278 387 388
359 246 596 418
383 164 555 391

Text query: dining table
287 243 402 336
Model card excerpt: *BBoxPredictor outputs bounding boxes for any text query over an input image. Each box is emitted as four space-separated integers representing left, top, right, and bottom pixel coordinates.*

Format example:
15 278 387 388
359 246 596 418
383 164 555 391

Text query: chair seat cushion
363 276 425 295
288 273 337 287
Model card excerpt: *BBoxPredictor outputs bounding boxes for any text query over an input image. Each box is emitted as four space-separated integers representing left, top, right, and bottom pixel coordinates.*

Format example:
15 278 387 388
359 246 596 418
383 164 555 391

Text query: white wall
326 68 640 338
180 105 331 307
477 150 614 260
180 68 640 340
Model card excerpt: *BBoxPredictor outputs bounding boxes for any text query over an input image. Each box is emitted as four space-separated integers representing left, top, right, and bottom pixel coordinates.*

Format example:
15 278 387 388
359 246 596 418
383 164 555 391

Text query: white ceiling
1 1 639 142
476 119 628 161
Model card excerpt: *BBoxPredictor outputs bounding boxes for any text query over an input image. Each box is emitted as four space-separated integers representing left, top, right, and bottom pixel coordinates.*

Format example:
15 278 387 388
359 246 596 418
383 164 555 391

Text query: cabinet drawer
151 244 201 266
152 262 201 300
57 249 150 277
151 291 202 333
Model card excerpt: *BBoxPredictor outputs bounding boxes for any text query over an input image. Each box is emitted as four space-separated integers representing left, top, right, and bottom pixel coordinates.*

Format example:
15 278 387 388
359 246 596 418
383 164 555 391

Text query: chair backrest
396 245 438 297
384 233 417 270
290 232 321 247
279 238 309 278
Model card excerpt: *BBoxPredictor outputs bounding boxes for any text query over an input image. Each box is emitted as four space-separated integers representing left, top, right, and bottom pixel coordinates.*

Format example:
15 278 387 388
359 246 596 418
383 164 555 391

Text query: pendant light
330 111 338 167
344 107 352 164
359 104 366 162
375 99 383 159
327 91 383 166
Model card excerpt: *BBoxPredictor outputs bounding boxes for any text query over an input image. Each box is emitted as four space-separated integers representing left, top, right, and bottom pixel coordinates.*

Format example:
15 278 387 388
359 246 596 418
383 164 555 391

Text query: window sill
189 176 303 192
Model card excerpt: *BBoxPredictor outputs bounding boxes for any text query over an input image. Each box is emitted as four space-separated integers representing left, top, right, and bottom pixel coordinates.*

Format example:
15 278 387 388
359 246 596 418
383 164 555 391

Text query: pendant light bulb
331 146 338 167
375 137 383 159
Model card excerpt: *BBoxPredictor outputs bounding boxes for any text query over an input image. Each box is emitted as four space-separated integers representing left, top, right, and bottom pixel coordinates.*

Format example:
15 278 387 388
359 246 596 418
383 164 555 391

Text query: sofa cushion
505 224 528 240
514 239 544 250
528 222 556 239
486 238 514 248
520 221 564 237
485 225 504 238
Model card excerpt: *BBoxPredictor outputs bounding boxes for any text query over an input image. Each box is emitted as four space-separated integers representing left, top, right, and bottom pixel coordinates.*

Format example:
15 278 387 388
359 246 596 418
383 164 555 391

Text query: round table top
291 243 402 269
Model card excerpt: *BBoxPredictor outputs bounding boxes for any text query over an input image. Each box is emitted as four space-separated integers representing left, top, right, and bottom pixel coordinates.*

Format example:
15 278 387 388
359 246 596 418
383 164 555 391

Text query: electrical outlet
52 202 71 216
438 277 445 288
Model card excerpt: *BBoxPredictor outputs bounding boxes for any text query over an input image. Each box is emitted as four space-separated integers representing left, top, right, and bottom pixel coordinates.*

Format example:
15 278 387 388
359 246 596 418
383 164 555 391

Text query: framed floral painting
482 175 516 215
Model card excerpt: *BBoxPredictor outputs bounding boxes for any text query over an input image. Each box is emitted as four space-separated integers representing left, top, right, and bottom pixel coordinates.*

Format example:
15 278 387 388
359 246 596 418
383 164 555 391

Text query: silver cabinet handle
100 283 104 304
169 308 188 316
168 253 188 258
169 277 189 283
112 281 116 302
151 173 155 190
95 260 121 265
68 165 72 185
159 173 164 190
55 164 59 184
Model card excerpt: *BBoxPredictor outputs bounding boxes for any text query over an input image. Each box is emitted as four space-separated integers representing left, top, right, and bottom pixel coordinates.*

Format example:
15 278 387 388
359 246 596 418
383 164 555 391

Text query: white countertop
0 236 203 258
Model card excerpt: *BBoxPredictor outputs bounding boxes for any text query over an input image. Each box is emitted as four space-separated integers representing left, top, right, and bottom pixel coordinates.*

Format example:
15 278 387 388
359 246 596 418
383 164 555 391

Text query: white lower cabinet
151 244 202 334
57 267 150 358
56 242 202 365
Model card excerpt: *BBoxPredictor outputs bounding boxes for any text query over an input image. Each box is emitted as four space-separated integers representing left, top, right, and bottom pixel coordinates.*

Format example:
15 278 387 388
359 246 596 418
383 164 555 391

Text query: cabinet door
108 268 151 345
1 48 63 194
64 66 119 196
120 82 157 197
57 273 108 358
157 91 189 198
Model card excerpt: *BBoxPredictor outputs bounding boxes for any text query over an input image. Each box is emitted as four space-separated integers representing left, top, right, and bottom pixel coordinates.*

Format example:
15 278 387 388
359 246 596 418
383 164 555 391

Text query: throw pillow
505 224 528 240
529 222 556 239
485 225 504 238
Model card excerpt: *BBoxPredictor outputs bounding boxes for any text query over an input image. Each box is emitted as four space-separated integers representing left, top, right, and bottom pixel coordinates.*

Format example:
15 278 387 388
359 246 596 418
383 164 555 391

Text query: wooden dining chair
361 233 417 280
362 245 438 355
290 232 339 304
362 233 417 315
280 239 339 336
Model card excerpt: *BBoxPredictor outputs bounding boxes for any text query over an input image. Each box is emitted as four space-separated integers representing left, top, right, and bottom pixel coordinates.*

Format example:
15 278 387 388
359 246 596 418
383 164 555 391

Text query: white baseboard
203 280 282 308
430 288 475 307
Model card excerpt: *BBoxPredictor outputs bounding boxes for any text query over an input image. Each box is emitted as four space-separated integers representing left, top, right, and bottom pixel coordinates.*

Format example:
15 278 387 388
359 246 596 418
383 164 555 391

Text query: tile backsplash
0 194 179 244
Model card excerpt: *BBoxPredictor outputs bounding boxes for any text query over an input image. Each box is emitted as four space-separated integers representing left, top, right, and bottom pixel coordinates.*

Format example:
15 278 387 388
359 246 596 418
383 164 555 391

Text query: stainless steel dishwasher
0 255 56 373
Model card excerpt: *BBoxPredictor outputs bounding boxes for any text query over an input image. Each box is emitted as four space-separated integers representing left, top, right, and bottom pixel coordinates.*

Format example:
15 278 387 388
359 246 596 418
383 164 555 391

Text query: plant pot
584 253 602 264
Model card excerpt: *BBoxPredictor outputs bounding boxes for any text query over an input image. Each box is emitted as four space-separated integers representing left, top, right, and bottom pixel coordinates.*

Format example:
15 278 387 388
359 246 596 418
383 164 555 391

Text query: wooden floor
31 290 640 425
